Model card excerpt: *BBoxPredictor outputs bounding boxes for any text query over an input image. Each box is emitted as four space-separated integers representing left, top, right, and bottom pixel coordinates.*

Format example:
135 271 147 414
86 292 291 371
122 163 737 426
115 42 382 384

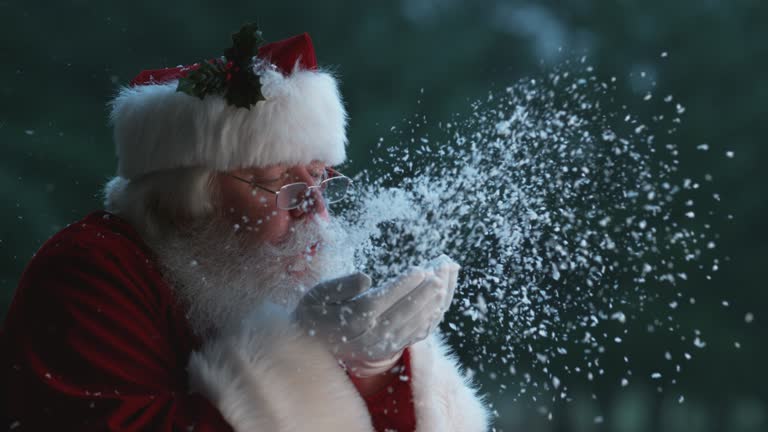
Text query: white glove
293 255 459 377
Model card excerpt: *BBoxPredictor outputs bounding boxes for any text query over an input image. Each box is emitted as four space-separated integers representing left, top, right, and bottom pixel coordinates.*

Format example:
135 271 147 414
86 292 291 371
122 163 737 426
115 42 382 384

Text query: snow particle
693 337 706 348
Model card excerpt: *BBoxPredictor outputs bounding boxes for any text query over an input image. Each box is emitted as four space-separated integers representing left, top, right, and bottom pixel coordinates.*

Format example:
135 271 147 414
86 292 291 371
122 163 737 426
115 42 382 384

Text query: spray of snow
330 60 723 402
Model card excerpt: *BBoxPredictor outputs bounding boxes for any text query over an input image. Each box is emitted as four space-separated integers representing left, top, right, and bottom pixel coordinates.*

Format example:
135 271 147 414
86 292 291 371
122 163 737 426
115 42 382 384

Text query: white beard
148 216 354 339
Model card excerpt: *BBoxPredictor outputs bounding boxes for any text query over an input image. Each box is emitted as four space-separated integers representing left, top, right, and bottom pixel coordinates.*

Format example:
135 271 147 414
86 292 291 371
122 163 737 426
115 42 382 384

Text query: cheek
247 206 291 239
221 190 291 241
260 214 293 242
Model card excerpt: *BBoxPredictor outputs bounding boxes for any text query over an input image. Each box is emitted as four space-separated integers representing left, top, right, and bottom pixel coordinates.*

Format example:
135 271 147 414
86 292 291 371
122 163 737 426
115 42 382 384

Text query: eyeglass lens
322 177 351 204
275 177 351 210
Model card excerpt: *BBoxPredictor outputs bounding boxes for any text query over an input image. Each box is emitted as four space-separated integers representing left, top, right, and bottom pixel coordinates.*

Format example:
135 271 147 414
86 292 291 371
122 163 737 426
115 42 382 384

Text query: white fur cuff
187 303 373 432
410 333 491 431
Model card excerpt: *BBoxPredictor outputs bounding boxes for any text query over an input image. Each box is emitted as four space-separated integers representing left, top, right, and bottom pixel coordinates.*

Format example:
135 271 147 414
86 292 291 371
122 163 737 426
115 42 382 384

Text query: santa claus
1 26 490 431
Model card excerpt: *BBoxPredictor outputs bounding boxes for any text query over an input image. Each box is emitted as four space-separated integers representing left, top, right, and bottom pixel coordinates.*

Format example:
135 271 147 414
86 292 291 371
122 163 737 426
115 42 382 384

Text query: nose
289 187 328 219
288 171 329 220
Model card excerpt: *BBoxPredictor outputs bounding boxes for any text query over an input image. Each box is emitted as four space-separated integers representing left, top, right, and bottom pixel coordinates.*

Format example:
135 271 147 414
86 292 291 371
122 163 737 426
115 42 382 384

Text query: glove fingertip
428 254 458 269
405 265 427 277
352 272 373 290
398 267 429 287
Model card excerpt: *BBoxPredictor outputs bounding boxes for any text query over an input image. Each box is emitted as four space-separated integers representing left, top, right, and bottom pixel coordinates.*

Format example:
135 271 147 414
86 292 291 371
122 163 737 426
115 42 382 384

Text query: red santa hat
109 29 347 180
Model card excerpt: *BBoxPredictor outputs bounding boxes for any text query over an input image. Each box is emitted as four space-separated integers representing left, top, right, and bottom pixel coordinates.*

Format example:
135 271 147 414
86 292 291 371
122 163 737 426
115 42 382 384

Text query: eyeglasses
226 167 353 210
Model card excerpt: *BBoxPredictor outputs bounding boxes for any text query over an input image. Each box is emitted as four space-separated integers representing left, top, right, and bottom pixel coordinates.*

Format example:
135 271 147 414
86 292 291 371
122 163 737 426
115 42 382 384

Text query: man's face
216 161 330 247
153 161 348 336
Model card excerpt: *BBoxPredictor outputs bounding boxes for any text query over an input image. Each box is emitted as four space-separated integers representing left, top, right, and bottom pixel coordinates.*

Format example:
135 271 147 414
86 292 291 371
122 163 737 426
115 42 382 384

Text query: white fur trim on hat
110 67 347 179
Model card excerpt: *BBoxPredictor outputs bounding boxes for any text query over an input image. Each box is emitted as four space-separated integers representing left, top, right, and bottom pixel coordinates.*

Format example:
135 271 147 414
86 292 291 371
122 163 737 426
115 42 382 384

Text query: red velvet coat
1 212 417 431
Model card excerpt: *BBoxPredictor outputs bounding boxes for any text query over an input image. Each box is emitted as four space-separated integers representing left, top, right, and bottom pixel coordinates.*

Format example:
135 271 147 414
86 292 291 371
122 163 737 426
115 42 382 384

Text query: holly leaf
225 70 265 108
225 23 264 65
177 23 266 109
177 60 227 100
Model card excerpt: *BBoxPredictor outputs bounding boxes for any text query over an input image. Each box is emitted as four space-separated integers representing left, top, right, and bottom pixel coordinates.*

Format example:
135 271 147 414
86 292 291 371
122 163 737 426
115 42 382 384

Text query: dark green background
1 1 766 430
